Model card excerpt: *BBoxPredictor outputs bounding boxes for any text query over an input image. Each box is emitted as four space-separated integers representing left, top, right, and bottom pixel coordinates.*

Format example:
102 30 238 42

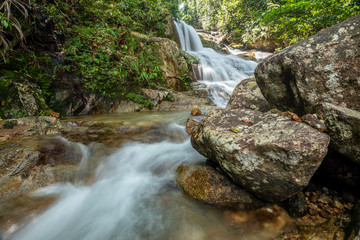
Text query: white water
173 19 257 107
10 132 208 240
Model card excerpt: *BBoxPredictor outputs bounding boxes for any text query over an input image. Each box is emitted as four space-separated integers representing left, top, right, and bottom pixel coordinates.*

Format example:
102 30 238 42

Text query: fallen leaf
240 119 253 125
288 112 302 122
230 128 239 133
241 119 252 123
50 110 60 118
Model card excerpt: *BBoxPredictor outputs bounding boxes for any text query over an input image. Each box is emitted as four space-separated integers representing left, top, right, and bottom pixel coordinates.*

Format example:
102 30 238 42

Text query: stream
4 21 285 240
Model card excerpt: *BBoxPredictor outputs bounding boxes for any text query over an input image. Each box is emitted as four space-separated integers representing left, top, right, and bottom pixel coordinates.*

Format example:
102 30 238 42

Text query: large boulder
316 103 360 164
255 15 360 164
226 78 273 112
255 14 360 115
191 108 330 202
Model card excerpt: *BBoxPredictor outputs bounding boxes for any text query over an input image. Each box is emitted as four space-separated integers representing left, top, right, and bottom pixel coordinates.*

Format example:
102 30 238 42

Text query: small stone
319 211 331 219
325 206 334 215
301 114 327 132
309 208 318 216
330 200 344 210
310 192 318 203
191 106 202 116
318 194 331 204
334 208 341 214
286 192 308 217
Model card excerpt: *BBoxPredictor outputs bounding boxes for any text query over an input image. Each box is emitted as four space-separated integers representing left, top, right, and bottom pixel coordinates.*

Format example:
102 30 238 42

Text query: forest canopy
176 0 360 47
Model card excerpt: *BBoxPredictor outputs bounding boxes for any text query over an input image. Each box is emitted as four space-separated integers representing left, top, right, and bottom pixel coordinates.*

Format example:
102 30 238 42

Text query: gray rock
255 14 360 114
226 78 273 112
191 108 330 202
255 14 360 164
316 103 360 164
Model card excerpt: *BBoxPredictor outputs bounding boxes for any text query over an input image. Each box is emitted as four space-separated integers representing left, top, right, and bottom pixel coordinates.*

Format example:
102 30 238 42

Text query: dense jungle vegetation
178 0 360 47
0 0 359 117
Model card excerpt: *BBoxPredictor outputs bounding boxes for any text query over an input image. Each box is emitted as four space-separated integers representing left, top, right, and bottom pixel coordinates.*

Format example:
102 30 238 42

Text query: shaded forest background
174 0 360 47
0 0 359 118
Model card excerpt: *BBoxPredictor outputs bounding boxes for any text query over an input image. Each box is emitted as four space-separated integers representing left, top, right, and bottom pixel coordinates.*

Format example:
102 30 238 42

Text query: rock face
0 71 48 119
191 108 330 202
152 35 192 91
176 164 261 208
226 78 273 112
255 14 360 164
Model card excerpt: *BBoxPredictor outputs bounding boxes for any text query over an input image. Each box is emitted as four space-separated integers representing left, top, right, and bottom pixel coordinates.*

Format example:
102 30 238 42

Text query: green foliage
41 0 169 99
126 92 154 109
261 0 360 45
0 0 32 60
179 0 360 48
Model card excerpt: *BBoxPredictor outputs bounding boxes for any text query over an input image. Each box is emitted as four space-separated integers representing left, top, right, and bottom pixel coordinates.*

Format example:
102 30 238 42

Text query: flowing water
173 19 257 107
4 21 287 240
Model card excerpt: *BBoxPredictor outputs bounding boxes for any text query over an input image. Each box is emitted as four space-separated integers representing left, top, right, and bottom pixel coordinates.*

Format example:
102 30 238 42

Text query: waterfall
173 19 257 107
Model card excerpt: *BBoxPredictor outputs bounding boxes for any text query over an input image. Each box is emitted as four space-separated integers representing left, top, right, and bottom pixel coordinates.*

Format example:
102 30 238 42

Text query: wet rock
277 214 350 240
185 118 199 135
0 137 79 199
286 192 308 218
191 108 330 202
142 89 172 107
0 117 73 142
176 164 261 208
226 78 273 112
255 15 360 164
191 106 202 116
301 114 326 132
2 120 18 129
224 204 291 235
345 200 360 240
112 100 142 112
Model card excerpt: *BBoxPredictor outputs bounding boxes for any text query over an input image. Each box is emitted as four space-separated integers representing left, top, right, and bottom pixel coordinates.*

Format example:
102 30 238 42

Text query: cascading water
173 19 257 107
10 133 209 240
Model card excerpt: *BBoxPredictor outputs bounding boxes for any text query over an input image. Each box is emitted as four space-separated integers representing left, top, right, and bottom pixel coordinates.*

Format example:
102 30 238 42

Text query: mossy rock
0 70 49 119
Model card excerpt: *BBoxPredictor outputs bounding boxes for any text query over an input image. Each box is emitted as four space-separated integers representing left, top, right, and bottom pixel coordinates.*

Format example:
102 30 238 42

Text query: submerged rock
255 14 360 164
191 108 330 202
176 164 261 208
0 137 79 199
226 78 273 112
